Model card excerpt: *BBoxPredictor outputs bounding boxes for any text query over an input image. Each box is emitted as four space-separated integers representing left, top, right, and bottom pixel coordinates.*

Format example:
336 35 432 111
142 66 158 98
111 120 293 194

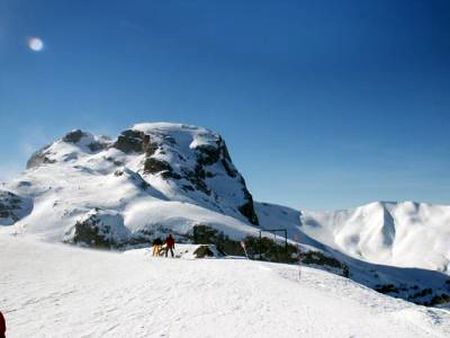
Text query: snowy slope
256 201 450 306
300 201 450 273
1 234 449 338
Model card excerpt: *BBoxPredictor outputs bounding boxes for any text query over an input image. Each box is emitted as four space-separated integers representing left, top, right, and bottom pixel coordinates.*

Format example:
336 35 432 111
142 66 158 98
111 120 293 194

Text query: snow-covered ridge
301 201 450 273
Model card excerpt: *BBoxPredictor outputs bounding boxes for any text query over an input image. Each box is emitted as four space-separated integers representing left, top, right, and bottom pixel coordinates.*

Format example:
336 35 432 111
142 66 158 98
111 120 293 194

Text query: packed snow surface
1 234 449 338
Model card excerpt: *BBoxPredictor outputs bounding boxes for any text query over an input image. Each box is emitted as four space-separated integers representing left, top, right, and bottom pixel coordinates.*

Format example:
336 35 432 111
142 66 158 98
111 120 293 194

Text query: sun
28 37 44 52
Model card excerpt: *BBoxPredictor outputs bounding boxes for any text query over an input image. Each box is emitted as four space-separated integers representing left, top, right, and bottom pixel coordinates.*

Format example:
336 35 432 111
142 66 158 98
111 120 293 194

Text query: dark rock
65 210 129 248
26 145 56 169
239 200 259 225
429 293 450 306
182 184 195 192
113 130 146 154
193 245 215 258
197 144 221 166
144 158 172 174
300 251 350 277
238 187 259 225
160 171 182 180
222 159 237 177
190 225 300 264
87 141 106 152
113 129 159 155
374 284 399 294
144 141 158 157
70 216 112 248
184 166 210 195
410 288 433 299
62 129 86 143
0 190 33 225
196 137 232 167
205 171 215 178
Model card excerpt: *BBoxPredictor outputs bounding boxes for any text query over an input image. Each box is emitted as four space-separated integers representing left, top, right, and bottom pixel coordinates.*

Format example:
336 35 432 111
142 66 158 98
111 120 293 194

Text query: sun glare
28 37 44 52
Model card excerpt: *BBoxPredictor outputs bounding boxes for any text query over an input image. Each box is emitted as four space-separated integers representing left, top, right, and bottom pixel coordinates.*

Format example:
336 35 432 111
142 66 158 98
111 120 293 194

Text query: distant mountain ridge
301 201 450 274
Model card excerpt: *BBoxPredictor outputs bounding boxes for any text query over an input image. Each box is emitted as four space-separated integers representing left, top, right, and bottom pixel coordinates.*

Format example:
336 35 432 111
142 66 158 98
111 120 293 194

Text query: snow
1 122 449 312
300 201 450 273
123 200 259 239
1 234 449 338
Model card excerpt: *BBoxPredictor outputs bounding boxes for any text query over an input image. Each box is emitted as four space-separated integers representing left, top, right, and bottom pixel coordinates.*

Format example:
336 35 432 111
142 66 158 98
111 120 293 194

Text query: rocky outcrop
62 129 86 143
63 129 109 152
0 190 33 225
112 125 259 225
64 209 130 248
113 129 159 156
238 199 259 225
26 145 55 169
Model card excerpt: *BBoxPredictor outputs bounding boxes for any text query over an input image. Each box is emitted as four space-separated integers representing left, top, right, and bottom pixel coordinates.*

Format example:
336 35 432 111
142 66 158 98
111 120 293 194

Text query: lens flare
28 37 44 51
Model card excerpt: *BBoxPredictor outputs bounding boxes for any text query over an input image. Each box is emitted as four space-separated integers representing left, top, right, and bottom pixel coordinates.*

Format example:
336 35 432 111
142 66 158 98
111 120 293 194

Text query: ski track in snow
1 235 449 338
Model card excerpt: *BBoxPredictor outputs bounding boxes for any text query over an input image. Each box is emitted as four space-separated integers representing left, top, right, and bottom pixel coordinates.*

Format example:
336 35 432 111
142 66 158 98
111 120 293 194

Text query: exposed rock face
144 158 172 175
113 130 147 154
0 190 33 225
26 145 55 169
62 129 86 143
64 209 130 248
121 123 259 225
112 129 159 155
238 199 259 225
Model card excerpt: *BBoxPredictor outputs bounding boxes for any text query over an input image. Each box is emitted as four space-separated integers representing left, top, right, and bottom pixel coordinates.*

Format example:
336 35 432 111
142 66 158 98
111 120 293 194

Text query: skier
152 238 163 256
0 311 6 338
164 233 175 258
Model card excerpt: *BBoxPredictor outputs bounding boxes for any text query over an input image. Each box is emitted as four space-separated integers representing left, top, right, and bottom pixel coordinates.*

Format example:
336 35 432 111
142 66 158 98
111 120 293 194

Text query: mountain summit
2 123 259 245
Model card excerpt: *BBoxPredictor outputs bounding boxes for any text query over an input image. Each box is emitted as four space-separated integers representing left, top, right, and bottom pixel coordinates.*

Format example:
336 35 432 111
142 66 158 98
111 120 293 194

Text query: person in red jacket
164 233 175 258
0 311 6 338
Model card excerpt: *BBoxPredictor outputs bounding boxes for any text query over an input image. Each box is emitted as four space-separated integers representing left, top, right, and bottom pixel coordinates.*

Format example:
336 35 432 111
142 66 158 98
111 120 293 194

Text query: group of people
152 233 176 257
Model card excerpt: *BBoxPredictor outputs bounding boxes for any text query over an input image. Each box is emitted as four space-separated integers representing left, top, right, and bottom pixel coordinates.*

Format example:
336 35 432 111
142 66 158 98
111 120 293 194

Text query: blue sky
1 0 449 210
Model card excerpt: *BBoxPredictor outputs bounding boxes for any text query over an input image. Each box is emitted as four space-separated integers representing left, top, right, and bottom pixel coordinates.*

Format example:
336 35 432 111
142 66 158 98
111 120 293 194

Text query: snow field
1 235 449 338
